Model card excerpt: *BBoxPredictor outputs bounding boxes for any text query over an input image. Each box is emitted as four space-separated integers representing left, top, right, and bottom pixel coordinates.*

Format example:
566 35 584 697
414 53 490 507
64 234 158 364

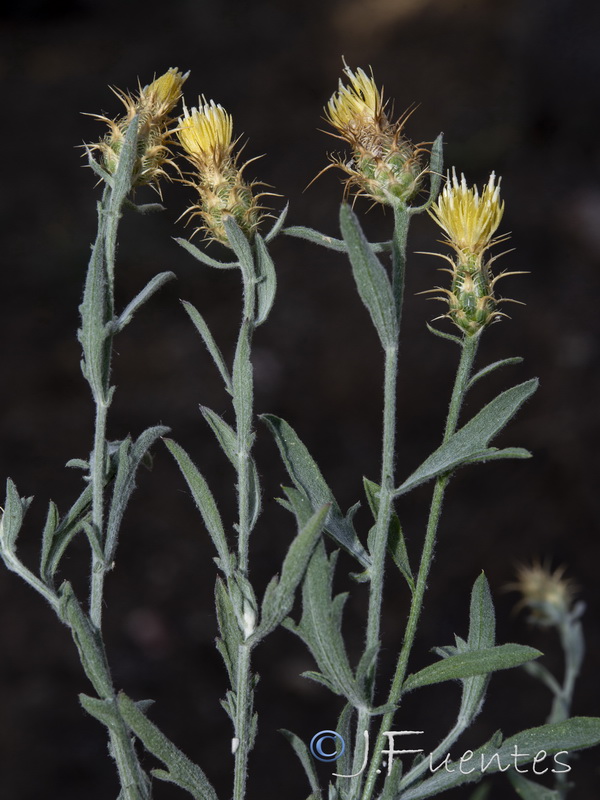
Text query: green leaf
395 379 538 496
41 484 92 583
507 772 560 799
115 271 176 332
265 202 289 243
277 486 315 528
253 505 328 642
215 576 242 685
467 357 523 390
1 479 32 551
339 204 397 349
280 729 321 795
182 300 232 393
175 237 239 269
284 225 392 254
201 407 238 465
363 478 413 591
401 718 600 799
262 414 370 568
164 439 232 576
104 426 168 564
233 321 254 449
118 692 218 800
402 644 541 693
410 133 444 214
79 693 119 729
285 541 366 707
254 233 277 325
224 215 255 279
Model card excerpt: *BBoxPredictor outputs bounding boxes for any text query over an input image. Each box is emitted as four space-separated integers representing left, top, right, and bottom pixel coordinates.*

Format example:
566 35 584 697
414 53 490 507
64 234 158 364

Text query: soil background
1 0 599 798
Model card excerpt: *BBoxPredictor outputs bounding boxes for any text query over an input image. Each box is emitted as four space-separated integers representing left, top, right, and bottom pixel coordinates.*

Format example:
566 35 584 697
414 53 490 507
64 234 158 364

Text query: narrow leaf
224 215 255 279
118 692 218 800
265 202 289 243
339 204 397 348
254 233 277 325
507 772 560 799
284 225 392 253
280 729 321 795
253 504 328 642
201 407 237 466
262 414 370 568
165 439 232 576
402 644 541 693
395 379 538 496
182 300 232 393
116 271 176 331
468 357 523 390
363 477 413 590
232 321 254 448
1 478 28 551
175 237 239 269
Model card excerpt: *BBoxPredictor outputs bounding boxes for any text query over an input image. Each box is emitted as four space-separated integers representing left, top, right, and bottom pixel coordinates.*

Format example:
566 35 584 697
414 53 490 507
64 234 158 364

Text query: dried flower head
177 98 267 244
425 168 522 336
88 67 188 192
508 561 577 626
323 64 426 206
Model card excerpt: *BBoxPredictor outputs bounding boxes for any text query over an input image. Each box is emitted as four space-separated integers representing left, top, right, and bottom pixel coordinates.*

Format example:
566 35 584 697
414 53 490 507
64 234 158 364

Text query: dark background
1 0 599 798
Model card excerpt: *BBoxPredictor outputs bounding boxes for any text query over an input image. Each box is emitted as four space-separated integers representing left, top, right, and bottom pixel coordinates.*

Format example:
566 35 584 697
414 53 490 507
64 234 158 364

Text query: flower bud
177 99 268 244
509 562 577 627
323 65 425 206
88 67 188 192
426 169 518 336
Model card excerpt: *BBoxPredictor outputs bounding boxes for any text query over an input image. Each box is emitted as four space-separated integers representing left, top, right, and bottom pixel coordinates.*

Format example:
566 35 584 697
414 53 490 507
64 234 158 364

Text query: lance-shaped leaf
402 644 540 694
255 233 277 325
233 320 254 449
115 271 176 332
224 215 255 281
164 439 232 576
284 225 392 253
364 478 413 591
252 505 328 643
104 426 168 564
118 693 218 800
175 237 239 269
40 484 93 584
339 204 397 349
400 717 600 799
215 576 242 687
285 541 366 707
183 301 232 393
262 414 370 568
280 729 321 796
265 202 289 243
1 479 32 552
395 379 538 497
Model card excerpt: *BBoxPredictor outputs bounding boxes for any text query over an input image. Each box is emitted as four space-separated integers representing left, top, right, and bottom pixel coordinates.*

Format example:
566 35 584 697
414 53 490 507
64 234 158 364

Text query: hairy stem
361 332 480 800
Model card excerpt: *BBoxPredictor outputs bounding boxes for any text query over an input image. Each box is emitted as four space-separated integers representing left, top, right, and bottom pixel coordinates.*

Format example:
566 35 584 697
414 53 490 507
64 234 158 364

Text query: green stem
361 332 480 800
233 245 258 800
351 205 408 788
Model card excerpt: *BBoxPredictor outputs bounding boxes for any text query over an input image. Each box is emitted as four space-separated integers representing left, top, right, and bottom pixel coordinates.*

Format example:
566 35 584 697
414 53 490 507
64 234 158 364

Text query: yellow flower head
178 100 234 173
88 67 188 191
430 168 504 255
322 64 425 206
326 66 384 136
177 98 267 245
508 562 577 625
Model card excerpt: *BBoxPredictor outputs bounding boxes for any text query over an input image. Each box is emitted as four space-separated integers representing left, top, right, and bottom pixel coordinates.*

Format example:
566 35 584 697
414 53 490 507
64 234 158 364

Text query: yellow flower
177 99 267 245
88 67 188 191
322 64 425 206
430 168 504 255
178 100 234 173
424 168 520 336
325 66 384 136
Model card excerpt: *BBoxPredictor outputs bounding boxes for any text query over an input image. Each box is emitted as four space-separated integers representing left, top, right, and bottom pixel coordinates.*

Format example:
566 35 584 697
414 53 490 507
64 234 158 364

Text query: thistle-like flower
508 562 578 627
426 169 520 336
177 98 266 244
323 65 426 206
88 67 188 191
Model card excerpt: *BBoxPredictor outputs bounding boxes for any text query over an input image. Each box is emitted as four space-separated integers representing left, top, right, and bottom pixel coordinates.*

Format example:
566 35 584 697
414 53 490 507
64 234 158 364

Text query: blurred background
1 0 599 797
